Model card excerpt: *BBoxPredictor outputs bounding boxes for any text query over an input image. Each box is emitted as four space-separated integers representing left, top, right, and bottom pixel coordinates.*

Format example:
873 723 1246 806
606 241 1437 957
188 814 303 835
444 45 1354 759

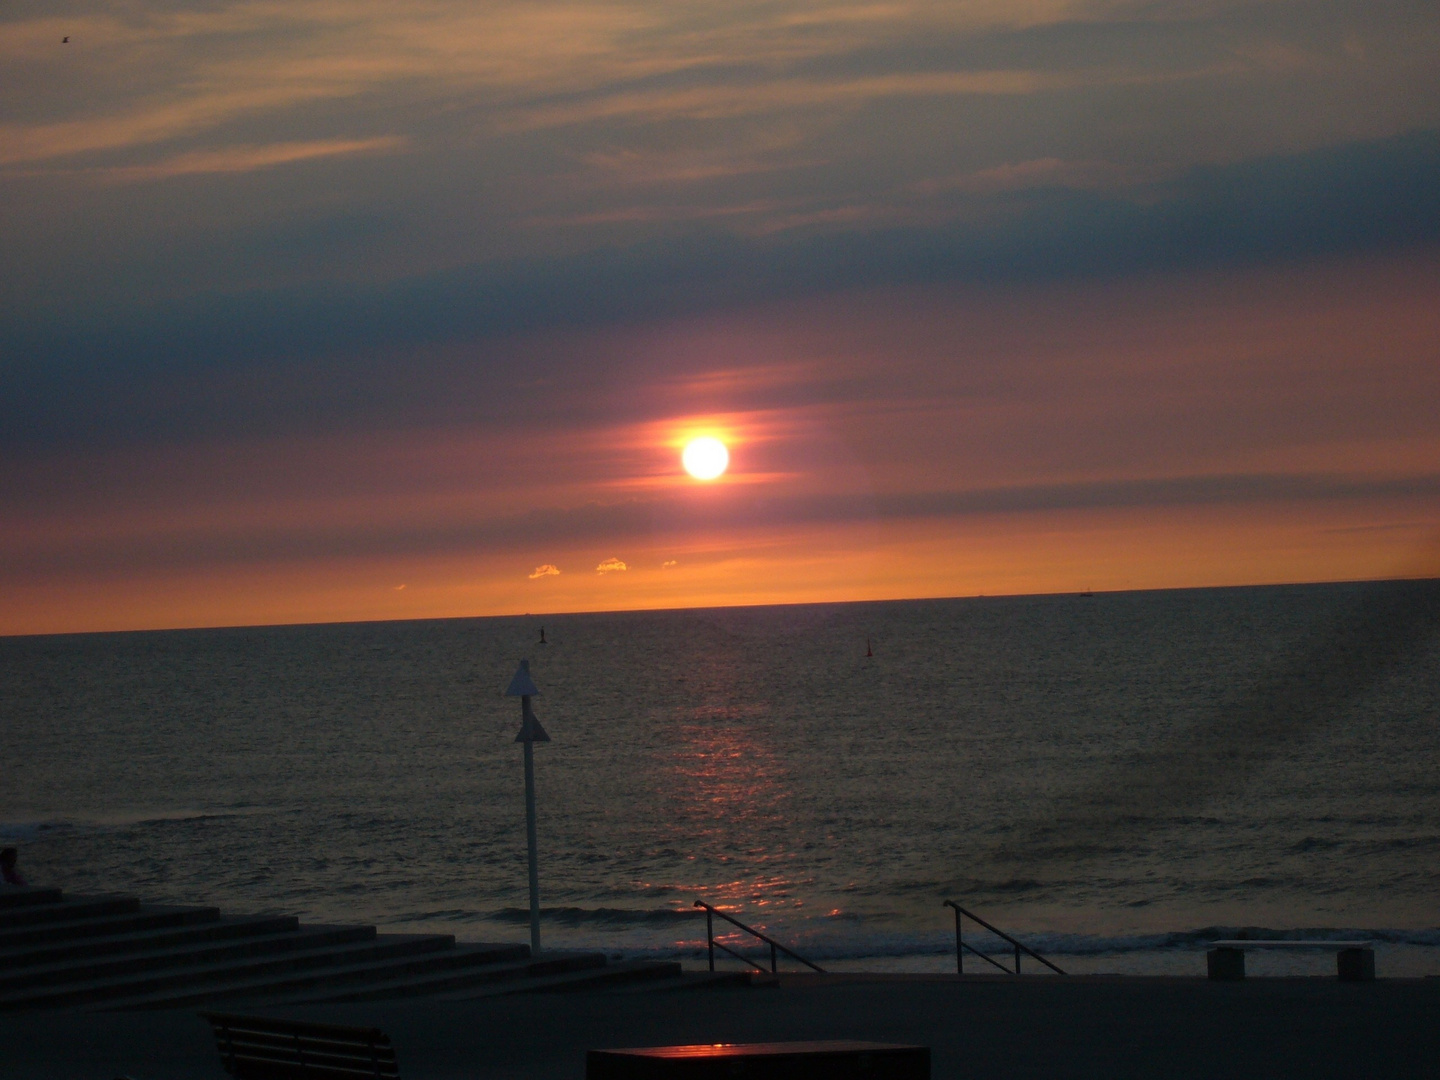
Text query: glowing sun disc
682 437 729 480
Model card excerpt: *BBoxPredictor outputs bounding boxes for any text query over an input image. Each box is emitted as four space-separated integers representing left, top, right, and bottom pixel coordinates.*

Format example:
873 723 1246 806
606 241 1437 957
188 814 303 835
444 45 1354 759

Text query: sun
682 436 729 480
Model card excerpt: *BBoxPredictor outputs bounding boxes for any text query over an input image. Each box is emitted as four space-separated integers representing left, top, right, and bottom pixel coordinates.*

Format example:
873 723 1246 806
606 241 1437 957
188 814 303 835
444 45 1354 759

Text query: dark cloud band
3 129 1437 456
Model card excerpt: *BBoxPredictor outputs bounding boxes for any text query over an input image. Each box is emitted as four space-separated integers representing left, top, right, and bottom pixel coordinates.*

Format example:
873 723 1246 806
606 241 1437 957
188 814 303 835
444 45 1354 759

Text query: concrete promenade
4 973 1438 1079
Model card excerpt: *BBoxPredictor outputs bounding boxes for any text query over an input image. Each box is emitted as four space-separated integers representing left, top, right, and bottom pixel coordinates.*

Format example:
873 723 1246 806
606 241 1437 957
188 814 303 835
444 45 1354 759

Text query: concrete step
0 932 455 1010
0 914 298 969
0 886 63 909
222 943 550 1006
93 940 532 1011
5 923 374 990
284 949 606 1005
0 904 220 950
0 894 140 931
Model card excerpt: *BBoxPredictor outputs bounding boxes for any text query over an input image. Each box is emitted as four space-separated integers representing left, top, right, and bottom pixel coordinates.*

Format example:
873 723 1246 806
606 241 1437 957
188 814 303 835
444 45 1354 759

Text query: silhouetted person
0 847 27 886
539 626 547 645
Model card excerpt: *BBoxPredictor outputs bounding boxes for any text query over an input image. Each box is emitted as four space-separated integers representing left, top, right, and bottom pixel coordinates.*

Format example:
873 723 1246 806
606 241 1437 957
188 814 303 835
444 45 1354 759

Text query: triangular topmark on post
505 659 541 697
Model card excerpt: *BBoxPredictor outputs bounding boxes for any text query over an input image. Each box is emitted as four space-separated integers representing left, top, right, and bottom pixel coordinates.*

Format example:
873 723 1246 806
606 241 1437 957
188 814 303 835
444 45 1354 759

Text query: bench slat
213 1031 397 1060
202 1012 390 1043
215 1044 398 1072
225 1063 394 1080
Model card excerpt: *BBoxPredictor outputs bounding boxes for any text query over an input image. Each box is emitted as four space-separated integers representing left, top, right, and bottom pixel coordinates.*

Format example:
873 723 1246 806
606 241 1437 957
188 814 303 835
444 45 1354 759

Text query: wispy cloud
911 157 1160 196
504 69 1075 131
89 138 408 183
0 86 393 166
529 563 561 578
595 557 628 573
2 0 1406 169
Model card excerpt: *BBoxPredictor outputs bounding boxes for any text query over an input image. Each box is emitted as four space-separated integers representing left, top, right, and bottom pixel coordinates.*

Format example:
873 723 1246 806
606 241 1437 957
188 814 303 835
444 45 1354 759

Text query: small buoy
539 626 547 645
865 638 873 657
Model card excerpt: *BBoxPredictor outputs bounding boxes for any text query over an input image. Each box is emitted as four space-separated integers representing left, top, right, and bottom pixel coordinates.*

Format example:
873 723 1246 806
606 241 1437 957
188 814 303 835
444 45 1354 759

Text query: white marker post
505 659 549 955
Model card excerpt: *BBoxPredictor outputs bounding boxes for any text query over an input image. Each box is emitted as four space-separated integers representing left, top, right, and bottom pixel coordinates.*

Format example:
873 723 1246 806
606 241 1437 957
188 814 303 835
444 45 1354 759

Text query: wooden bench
1206 940 1375 982
587 1041 930 1080
200 1011 400 1080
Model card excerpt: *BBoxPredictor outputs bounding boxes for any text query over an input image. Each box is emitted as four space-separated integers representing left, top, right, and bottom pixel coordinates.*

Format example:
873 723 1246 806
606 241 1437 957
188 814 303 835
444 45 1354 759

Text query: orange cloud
596 557 628 573
529 563 561 578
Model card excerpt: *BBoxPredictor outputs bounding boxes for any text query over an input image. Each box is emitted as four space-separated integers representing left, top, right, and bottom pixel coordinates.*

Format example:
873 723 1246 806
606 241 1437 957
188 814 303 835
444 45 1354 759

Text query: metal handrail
943 900 1066 975
694 901 826 974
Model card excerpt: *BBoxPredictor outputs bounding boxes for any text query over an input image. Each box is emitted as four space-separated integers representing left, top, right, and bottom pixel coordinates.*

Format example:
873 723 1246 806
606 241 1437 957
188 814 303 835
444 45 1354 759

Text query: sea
3 581 1439 978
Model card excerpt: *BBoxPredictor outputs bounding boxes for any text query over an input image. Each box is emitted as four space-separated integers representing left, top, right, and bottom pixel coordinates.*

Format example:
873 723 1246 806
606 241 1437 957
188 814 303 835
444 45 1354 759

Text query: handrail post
1015 942 1021 975
771 941 777 974
954 904 962 975
950 910 961 979
706 907 714 972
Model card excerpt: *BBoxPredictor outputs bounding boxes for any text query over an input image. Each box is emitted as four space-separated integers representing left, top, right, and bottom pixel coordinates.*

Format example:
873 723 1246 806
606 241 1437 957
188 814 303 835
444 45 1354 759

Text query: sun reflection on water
644 700 818 950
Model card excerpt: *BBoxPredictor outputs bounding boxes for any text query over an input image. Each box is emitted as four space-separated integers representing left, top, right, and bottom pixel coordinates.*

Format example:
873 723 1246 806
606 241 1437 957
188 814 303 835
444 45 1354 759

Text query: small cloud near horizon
596 557 628 573
529 564 560 579
393 583 406 590
662 560 678 567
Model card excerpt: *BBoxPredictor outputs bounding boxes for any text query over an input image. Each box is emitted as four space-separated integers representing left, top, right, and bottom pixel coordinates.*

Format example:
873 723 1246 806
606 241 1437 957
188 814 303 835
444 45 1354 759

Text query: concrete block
1207 947 1245 981
1337 948 1375 982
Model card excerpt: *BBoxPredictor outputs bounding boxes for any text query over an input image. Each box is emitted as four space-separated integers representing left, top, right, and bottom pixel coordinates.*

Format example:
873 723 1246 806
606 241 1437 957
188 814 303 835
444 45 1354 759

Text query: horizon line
6 572 1437 642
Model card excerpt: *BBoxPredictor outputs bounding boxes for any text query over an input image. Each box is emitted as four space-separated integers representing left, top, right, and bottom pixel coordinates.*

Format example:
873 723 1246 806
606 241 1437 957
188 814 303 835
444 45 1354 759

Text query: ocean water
3 582 1439 977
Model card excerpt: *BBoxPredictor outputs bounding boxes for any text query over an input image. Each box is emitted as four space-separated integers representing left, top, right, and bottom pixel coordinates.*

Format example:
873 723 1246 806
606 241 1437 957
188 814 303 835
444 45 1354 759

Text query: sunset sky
3 1 1438 635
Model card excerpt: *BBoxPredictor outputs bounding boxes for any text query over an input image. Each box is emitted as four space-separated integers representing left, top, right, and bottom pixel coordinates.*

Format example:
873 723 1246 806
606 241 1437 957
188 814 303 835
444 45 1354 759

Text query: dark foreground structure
4 973 1437 1080
0 886 678 1008
4 887 1435 1078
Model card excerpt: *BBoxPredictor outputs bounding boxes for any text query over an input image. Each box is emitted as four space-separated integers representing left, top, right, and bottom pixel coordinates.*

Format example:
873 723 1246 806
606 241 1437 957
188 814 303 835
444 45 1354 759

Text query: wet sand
4 974 1437 1079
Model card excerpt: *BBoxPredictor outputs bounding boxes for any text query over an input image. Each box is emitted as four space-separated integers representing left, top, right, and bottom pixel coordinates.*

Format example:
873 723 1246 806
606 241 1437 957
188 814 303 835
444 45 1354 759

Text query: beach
5 974 1437 1079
